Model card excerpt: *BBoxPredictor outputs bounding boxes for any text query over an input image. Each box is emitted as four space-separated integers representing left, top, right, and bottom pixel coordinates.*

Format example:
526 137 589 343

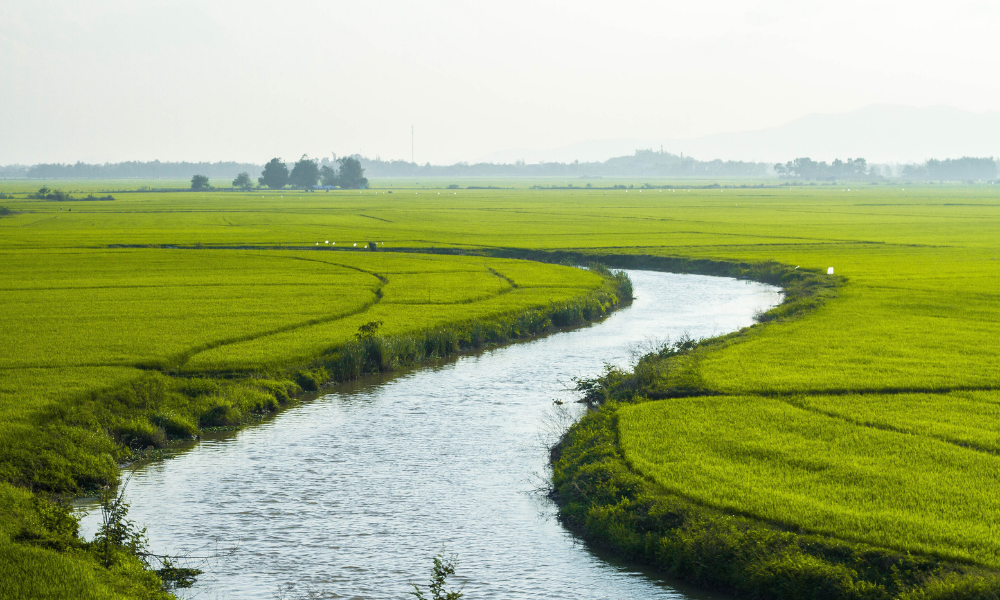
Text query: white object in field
325 240 329 244
827 267 834 275
332 242 335 245
353 243 357 247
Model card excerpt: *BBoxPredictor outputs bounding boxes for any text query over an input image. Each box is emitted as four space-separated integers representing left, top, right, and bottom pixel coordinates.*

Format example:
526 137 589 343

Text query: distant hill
479 105 1000 164
361 151 769 179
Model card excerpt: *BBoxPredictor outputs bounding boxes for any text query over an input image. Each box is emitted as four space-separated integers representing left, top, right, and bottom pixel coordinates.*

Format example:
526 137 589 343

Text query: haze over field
3 1 1000 165
480 105 1000 165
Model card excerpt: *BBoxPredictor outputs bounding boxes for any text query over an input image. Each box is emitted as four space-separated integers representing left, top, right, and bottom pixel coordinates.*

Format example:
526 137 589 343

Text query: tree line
774 157 870 180
6 153 998 183
775 156 997 181
18 160 260 180
192 156 368 191
900 157 997 181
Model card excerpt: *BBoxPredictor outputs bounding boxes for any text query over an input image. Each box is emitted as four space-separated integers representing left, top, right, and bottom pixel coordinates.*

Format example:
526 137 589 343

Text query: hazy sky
3 0 1000 165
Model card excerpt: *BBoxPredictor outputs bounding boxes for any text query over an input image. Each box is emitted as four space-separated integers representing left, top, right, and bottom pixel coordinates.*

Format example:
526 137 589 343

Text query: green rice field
1 180 999 597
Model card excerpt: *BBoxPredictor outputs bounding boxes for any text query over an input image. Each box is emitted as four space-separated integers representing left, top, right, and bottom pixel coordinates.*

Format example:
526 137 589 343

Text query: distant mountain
476 139 659 165
479 105 1000 164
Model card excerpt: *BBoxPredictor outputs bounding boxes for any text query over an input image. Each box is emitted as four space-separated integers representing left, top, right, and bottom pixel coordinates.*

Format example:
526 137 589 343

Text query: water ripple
79 271 780 599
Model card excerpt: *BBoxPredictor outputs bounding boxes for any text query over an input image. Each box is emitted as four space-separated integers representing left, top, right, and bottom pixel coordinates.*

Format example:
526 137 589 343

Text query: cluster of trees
774 157 870 180
901 157 997 181
256 155 368 190
189 156 369 191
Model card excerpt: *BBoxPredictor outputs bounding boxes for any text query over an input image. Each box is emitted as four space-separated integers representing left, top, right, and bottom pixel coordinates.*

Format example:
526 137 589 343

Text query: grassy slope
2 182 999 597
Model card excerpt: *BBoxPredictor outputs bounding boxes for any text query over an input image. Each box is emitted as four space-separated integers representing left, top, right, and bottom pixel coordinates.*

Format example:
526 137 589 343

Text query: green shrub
111 418 165 449
198 400 242 427
150 412 198 439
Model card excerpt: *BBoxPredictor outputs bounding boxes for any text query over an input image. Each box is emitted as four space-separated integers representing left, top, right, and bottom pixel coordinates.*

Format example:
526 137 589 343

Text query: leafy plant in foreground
93 473 204 588
93 475 149 569
355 320 384 340
410 554 463 600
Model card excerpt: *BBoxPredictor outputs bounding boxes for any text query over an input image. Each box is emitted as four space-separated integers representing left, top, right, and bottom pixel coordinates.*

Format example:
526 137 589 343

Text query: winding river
79 271 781 599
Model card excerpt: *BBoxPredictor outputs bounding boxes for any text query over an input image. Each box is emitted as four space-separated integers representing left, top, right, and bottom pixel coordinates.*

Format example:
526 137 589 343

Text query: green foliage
190 174 209 190
289 155 319 189
355 320 384 340
156 557 202 589
92 476 149 569
259 157 289 189
30 187 74 200
410 554 463 600
337 156 368 189
319 164 338 187
232 172 254 190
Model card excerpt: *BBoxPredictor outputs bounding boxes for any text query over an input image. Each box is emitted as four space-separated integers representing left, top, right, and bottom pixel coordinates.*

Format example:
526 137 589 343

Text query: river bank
1 260 629 598
75 270 780 598
549 261 1000 600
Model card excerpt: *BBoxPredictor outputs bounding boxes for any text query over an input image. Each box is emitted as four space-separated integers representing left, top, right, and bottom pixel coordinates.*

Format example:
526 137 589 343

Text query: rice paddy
618 395 1000 567
2 181 999 597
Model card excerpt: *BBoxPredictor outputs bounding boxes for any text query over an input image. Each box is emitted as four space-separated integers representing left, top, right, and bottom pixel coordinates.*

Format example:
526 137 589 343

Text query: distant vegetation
901 156 998 180
12 160 261 180
774 156 870 179
776 155 998 181
25 187 115 201
360 149 770 178
4 152 999 182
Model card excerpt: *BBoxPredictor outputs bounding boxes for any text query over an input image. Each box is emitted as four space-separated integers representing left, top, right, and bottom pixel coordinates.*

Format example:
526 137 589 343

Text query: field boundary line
773 395 1000 457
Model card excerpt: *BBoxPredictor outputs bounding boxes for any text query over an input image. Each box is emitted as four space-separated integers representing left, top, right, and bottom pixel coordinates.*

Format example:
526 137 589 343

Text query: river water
78 271 781 599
